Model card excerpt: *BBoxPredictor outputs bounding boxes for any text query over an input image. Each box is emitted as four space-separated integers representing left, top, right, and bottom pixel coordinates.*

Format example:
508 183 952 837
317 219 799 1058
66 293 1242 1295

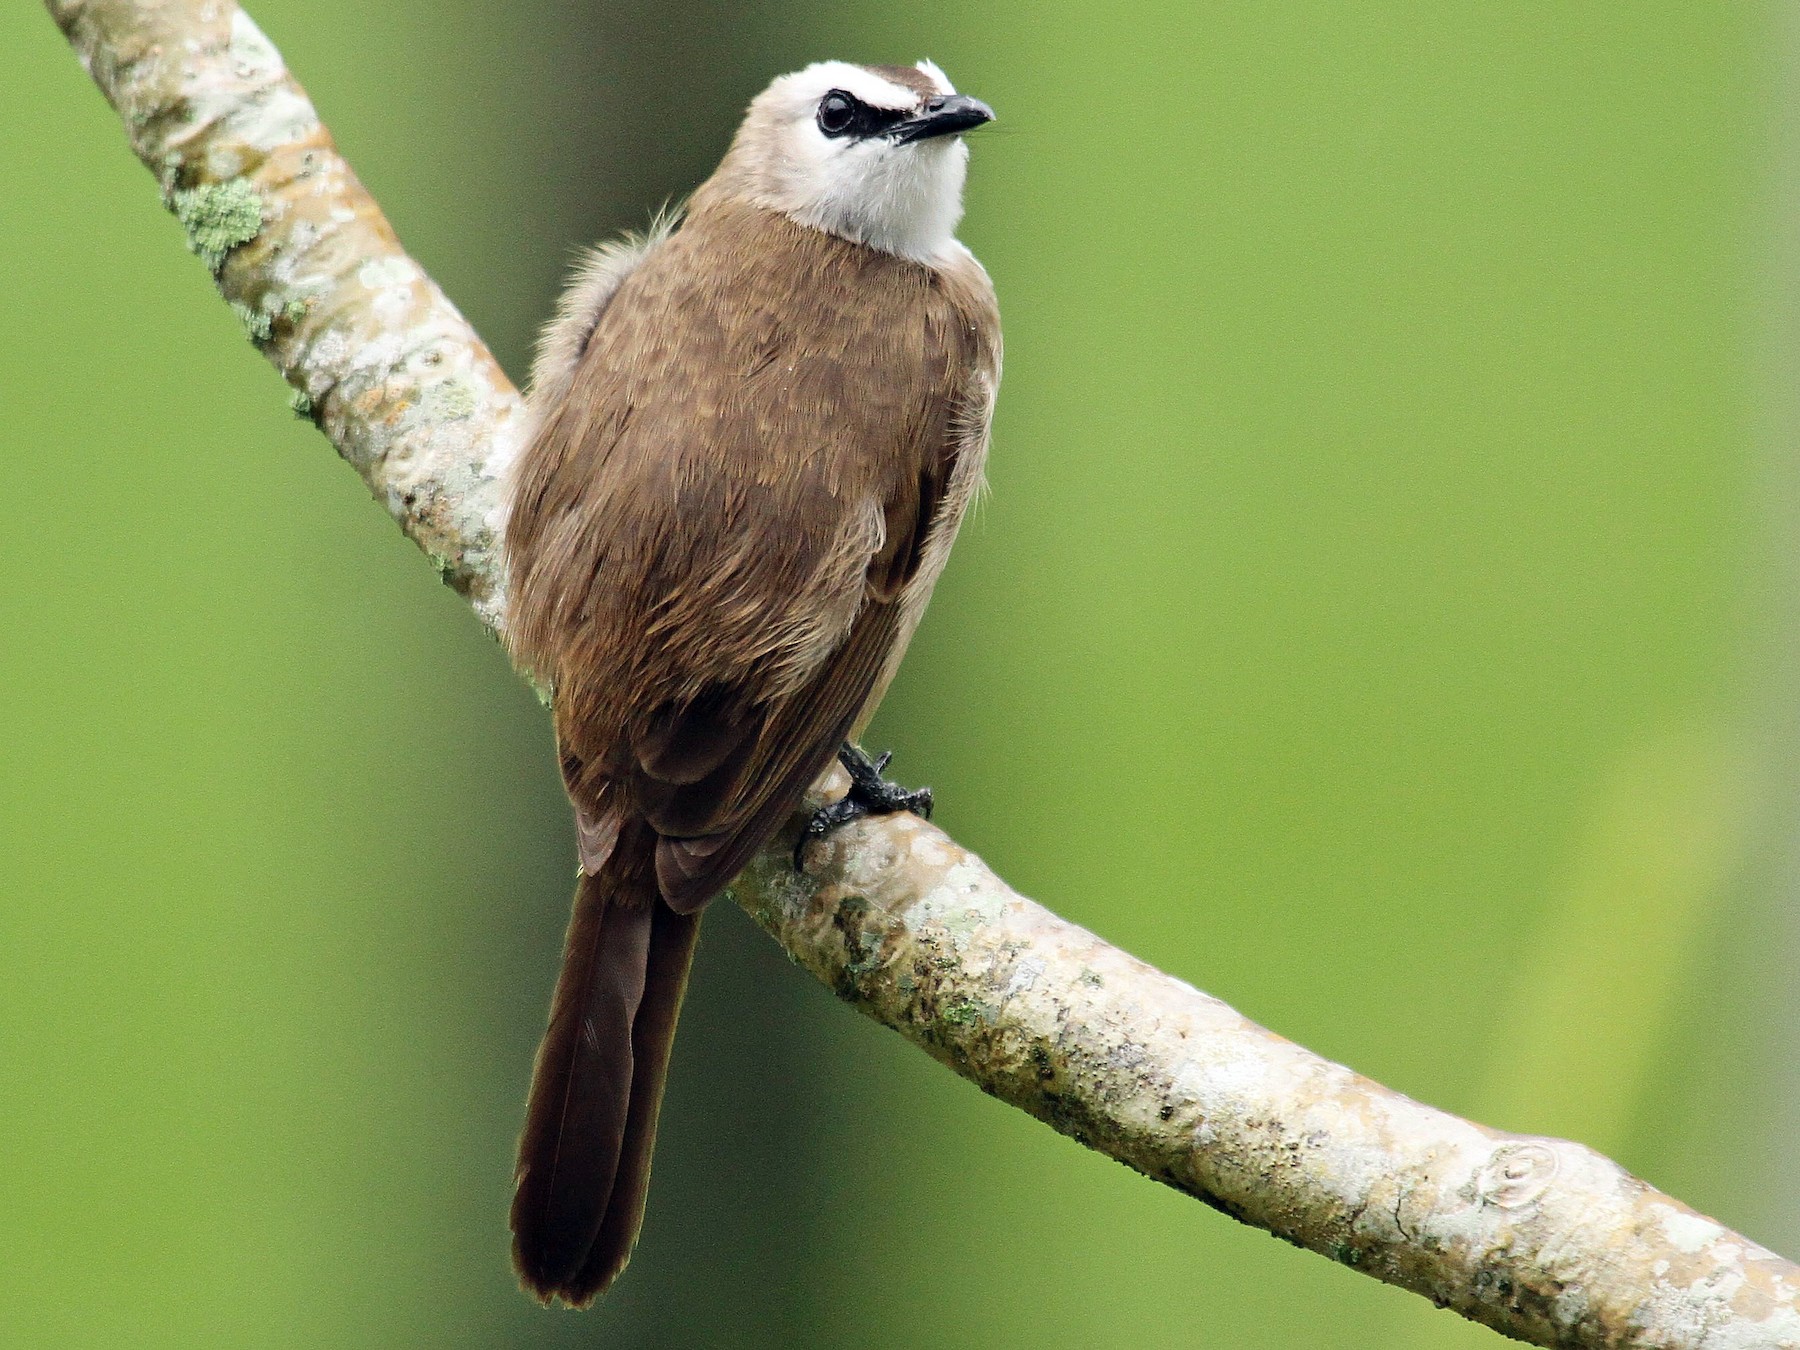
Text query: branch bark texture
49 2 1800 1345
48 0 521 630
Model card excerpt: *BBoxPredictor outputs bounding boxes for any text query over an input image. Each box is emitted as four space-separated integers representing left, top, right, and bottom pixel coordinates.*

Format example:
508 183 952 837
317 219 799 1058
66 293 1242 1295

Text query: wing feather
648 598 903 912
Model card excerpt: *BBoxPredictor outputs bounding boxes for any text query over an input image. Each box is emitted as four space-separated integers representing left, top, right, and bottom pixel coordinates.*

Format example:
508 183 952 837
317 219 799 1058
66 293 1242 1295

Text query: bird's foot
837 743 934 820
794 744 933 870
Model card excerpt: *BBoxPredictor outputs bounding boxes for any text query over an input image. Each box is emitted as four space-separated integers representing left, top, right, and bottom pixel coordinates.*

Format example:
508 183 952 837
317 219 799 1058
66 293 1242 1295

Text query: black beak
892 94 995 145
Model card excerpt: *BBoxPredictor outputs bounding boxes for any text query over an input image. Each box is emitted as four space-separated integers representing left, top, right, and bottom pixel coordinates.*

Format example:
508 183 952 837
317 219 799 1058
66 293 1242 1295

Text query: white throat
787 136 969 261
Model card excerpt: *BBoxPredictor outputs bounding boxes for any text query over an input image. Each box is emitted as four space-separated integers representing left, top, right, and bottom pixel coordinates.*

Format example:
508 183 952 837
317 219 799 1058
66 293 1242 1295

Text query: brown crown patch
861 63 938 99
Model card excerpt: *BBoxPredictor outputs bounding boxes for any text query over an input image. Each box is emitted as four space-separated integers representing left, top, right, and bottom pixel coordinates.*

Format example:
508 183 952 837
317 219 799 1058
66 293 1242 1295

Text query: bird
502 58 1000 1306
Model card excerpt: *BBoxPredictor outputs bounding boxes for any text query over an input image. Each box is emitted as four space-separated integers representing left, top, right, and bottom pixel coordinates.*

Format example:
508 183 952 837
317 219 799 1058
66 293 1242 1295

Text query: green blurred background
5 1 1796 1345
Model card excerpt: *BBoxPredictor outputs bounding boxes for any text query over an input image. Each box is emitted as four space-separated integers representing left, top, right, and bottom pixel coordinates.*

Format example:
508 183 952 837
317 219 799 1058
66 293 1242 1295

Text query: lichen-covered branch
47 0 522 629
48 3 1800 1346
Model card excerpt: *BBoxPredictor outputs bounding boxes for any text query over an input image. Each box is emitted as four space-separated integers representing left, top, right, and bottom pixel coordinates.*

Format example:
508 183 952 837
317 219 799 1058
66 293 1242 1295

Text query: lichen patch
1658 1205 1726 1256
169 179 264 273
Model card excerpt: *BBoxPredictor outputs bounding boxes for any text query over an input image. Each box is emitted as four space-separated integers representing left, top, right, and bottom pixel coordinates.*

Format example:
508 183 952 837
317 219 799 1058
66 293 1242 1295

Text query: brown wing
644 596 904 911
629 329 989 911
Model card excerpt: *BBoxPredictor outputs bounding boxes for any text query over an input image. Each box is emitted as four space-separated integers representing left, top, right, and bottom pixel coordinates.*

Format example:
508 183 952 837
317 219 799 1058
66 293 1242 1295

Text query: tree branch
48 3 1800 1345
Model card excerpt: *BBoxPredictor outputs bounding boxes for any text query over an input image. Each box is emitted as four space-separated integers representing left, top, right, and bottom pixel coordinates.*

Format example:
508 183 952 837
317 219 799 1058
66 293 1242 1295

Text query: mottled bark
46 2 1800 1345
47 0 522 630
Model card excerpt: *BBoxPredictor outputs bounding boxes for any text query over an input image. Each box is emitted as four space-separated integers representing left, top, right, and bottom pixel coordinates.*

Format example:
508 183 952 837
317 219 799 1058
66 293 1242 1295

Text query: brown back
507 193 998 905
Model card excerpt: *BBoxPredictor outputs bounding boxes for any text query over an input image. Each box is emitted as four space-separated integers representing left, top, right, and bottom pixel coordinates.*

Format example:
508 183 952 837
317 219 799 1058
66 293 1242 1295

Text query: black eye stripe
816 88 909 140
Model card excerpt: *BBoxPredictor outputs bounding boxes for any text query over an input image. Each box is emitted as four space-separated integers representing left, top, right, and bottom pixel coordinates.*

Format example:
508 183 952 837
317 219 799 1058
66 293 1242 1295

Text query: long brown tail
510 861 701 1306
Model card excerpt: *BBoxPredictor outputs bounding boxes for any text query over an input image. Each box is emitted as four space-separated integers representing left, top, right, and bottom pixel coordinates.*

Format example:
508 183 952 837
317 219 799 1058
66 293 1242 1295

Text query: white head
711 60 994 262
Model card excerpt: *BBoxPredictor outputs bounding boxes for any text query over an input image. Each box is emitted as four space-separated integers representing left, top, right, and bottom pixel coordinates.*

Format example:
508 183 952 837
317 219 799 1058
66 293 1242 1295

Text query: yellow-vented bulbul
503 58 1000 1305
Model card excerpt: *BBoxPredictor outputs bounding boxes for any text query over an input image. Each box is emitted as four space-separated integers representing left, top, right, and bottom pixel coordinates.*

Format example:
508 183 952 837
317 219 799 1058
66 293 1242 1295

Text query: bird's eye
817 90 858 137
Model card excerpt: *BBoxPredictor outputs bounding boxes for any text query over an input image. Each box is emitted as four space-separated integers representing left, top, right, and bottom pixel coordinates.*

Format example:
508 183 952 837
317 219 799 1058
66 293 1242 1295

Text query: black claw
793 743 934 871
838 742 933 820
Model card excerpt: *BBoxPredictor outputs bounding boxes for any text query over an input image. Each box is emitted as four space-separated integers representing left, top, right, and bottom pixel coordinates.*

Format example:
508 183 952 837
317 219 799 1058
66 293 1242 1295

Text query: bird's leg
794 744 933 869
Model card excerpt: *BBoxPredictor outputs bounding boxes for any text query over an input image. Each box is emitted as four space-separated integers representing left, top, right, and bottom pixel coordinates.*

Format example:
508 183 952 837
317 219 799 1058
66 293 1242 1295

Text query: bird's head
712 60 995 261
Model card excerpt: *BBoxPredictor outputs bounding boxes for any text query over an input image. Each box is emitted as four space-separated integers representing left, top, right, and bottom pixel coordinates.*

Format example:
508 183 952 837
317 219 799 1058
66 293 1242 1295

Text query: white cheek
787 125 839 185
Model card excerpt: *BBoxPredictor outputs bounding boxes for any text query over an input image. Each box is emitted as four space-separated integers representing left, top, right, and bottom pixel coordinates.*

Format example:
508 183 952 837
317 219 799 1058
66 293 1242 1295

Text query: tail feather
566 901 701 1302
511 864 700 1305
